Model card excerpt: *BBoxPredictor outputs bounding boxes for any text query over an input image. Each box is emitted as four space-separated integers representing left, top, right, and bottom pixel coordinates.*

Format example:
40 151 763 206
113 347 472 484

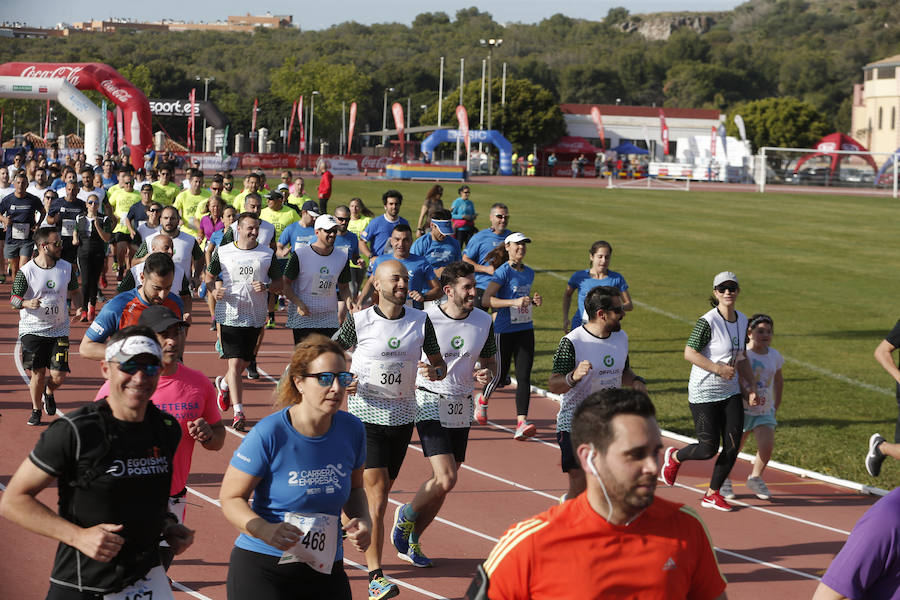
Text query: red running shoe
700 491 733 512
661 447 681 486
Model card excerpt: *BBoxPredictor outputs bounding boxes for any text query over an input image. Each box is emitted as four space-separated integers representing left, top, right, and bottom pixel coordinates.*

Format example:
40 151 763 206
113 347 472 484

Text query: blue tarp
611 142 649 155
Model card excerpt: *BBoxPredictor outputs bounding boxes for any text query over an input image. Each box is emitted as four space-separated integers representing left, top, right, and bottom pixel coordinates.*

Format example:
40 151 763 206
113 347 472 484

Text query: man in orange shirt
473 388 727 600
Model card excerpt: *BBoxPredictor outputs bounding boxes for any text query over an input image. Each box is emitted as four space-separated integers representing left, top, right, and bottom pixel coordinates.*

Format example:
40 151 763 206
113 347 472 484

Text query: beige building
851 54 900 155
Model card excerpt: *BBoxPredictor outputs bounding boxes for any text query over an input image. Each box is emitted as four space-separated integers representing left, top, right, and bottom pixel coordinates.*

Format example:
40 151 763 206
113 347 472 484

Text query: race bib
279 512 338 574
510 301 532 324
103 565 173 600
232 259 259 284
439 395 471 428
39 297 64 324
311 273 335 297
11 222 28 240
369 360 416 397
61 219 76 237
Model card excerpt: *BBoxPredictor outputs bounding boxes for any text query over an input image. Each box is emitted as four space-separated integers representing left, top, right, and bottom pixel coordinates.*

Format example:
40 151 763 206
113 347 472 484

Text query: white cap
713 271 739 287
314 214 339 231
504 232 531 244
104 335 162 363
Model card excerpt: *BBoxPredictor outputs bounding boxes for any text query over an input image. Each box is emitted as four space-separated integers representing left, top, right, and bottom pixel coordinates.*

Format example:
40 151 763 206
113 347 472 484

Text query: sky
6 1 747 30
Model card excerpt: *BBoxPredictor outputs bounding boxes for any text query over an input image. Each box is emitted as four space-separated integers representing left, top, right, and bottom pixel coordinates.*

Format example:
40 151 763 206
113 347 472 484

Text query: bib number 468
301 530 327 552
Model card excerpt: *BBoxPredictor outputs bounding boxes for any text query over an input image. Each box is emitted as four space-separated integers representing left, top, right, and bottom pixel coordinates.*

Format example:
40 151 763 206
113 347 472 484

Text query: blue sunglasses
302 371 354 387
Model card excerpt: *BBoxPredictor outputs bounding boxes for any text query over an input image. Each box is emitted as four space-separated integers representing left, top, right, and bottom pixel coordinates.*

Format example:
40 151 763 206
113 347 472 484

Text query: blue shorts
743 412 777 432
4 239 34 258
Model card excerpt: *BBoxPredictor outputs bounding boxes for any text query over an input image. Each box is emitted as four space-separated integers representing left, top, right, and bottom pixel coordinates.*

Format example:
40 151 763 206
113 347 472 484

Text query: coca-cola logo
359 156 397 169
19 65 84 86
100 79 132 102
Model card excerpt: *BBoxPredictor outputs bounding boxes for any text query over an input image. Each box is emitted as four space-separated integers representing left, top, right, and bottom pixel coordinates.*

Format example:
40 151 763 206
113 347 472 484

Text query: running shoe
232 411 246 432
866 433 887 477
209 319 217 331
112 261 119 273
720 478 735 499
265 316 276 329
661 447 681 486
42 390 56 416
473 393 488 425
368 576 399 600
746 476 771 500
215 376 230 412
700 491 733 512
391 504 415 554
100 272 108 288
513 420 537 441
87 305 97 322
215 339 224 358
247 361 260 380
399 542 433 568
27 409 41 426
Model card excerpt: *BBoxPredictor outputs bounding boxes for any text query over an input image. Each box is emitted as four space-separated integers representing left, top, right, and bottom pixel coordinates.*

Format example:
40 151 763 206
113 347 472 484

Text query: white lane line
170 581 215 599
342 558 449 599
713 547 820 581
534 267 893 396
387 498 500 543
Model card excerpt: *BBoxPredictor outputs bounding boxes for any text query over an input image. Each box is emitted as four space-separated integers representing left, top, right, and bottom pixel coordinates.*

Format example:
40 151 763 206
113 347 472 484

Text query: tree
726 97 830 150
663 62 752 109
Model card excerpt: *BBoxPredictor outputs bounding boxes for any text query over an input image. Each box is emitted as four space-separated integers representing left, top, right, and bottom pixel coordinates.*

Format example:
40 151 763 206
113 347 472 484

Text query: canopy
611 142 649 155
794 133 877 175
541 136 603 155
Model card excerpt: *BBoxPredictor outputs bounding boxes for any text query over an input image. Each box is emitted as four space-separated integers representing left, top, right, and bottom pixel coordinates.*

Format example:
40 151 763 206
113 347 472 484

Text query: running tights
227 547 350 600
482 328 535 416
77 252 105 312
675 394 743 491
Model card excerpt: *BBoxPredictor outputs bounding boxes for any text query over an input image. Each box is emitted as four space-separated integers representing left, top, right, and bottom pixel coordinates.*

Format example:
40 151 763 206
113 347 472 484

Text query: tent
611 142 649 155
793 133 877 176
541 136 603 155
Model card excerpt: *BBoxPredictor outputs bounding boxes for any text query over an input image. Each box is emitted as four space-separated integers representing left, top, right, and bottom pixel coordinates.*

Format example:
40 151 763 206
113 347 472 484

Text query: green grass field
329 177 900 489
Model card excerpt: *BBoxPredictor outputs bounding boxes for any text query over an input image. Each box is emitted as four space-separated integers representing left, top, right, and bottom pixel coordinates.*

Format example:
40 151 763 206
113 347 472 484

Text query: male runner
119 235 192 311
360 224 442 310
151 165 179 207
46 179 86 266
462 203 512 309
0 171 46 280
173 170 210 237
135 206 205 289
410 209 462 278
358 190 408 260
277 199 319 256
107 169 141 280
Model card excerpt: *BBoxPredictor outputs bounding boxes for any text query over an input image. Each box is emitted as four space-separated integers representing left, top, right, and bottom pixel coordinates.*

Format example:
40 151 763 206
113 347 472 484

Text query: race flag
590 106 606 150
734 114 747 142
298 96 306 153
250 98 258 152
710 126 717 158
0 107 4 147
456 104 470 157
391 102 405 157
718 122 728 159
115 106 125 153
348 102 357 154
659 108 669 155
107 110 115 154
288 100 297 146
188 89 197 151
44 100 50 139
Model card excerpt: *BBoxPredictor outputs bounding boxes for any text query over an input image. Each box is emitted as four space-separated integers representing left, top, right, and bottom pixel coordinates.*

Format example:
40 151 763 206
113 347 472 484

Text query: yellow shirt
221 187 239 205
259 205 301 238
232 189 253 212
287 193 312 209
109 190 141 234
151 181 180 206
174 189 211 236
347 216 372 269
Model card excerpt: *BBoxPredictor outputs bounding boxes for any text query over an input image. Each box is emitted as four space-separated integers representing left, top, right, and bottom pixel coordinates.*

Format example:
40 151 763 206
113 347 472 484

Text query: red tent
541 136 603 155
794 133 878 174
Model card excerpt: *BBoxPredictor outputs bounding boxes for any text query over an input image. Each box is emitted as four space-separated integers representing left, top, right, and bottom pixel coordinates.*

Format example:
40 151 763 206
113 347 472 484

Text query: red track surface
0 286 879 599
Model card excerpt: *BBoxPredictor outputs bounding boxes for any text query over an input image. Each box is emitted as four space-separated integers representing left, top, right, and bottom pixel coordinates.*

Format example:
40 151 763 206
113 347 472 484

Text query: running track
0 291 881 599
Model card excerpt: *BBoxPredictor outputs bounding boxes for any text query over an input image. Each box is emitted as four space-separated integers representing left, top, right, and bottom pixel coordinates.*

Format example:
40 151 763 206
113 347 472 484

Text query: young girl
722 313 784 500
561 240 632 333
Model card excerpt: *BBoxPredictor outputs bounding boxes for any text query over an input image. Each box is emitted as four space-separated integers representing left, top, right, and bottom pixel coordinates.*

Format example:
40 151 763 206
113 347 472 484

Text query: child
722 313 784 500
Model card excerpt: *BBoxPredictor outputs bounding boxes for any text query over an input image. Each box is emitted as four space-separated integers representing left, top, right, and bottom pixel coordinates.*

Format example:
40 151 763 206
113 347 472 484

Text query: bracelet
565 371 577 388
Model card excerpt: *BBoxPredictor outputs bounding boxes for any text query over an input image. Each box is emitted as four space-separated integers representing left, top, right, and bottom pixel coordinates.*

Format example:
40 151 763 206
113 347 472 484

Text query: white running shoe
720 478 735 499
746 476 771 500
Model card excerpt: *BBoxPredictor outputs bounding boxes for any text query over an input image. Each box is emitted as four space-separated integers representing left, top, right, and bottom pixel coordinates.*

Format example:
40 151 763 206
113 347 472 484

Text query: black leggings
227 546 350 600
77 252 105 311
482 328 535 416
894 383 900 442
675 394 744 491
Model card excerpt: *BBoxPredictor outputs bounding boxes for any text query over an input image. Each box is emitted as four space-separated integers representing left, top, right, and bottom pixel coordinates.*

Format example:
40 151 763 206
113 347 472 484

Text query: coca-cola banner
0 62 152 164
227 153 400 172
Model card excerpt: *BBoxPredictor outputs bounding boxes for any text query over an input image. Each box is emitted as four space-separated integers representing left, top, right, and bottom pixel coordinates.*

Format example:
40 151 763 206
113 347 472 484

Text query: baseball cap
277 183 290 191
104 335 162 363
315 214 339 231
141 183 153 192
301 200 320 217
138 305 185 333
267 191 283 202
432 219 453 235
713 271 739 287
504 232 531 244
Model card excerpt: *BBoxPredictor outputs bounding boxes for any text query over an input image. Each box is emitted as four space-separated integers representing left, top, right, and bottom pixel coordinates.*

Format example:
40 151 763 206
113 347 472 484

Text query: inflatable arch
0 76 103 158
0 63 151 163
421 129 513 176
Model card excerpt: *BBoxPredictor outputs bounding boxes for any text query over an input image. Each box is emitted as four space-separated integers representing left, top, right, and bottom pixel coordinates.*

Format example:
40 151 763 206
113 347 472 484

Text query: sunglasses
86 201 97 205
606 305 625 315
148 208 159 213
716 283 739 293
493 214 509 220
302 371 354 387
115 360 161 376
335 216 349 222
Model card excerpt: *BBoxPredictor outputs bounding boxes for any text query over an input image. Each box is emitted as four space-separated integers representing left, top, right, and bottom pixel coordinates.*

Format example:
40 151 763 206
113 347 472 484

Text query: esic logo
451 336 464 350
387 337 400 349
603 355 614 367
320 266 329 274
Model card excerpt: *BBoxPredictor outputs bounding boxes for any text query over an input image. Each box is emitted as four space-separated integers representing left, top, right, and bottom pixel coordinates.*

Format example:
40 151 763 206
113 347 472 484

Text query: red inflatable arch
0 62 151 164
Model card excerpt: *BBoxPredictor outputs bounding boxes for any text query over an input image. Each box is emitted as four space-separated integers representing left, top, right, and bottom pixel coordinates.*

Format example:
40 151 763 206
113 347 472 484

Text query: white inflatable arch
0 76 102 158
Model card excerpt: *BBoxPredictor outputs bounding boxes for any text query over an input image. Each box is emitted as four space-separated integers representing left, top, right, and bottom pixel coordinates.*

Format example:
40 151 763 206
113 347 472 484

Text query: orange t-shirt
484 493 727 600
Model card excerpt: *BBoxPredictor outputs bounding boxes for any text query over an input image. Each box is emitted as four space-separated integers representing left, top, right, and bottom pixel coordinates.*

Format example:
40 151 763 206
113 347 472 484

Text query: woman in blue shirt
561 240 632 332
475 232 543 440
220 335 371 599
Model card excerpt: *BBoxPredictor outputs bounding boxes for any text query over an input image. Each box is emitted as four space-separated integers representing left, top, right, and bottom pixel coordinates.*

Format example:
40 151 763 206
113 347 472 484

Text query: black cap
138 305 185 332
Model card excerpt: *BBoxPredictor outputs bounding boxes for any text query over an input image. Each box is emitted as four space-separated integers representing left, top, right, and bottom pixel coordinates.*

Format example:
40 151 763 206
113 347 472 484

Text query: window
879 107 883 130
866 69 874 81
892 107 896 130
877 66 895 79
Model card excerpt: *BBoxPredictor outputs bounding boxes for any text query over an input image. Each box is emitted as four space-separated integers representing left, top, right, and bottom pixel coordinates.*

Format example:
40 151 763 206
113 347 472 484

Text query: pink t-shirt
95 363 221 495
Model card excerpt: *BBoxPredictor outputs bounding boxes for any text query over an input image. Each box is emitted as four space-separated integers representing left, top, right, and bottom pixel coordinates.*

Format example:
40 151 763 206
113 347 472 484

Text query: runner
220 172 239 206
135 206 205 291
260 190 300 327
0 171 46 281
415 184 444 238
151 164 179 207
204 205 237 331
72 195 114 322
0 326 193 599
107 169 141 281
332 204 364 298
346 197 374 301
450 185 476 248
360 224 442 310
137 200 162 245
119 235 192 312
80 252 185 361
11 227 79 426
548 285 647 499
0 166 11 281
462 203 511 309
333 259 447 600
173 170 210 238
46 179 86 267
232 172 261 213
287 175 312 209
358 190 408 261
282 214 351 345
317 165 334 214
208 212 282 431
220 335 370 599
390 261 496 567
410 209 462 279
475 232 543 440
277 199 319 257
562 240 633 332
125 183 155 249
661 271 757 513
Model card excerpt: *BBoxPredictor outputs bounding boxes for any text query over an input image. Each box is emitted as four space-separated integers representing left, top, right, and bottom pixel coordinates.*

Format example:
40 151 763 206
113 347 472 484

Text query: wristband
565 371 577 388
11 295 23 309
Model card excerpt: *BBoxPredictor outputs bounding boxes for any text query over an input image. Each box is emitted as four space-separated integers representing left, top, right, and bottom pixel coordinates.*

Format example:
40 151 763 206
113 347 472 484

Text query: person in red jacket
317 168 334 215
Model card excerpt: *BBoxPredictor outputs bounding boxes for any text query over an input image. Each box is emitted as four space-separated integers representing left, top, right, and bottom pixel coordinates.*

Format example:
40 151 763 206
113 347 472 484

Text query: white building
851 54 900 156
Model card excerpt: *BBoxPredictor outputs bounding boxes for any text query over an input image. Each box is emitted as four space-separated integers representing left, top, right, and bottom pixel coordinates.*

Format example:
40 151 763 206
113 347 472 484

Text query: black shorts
110 232 132 245
220 325 262 361
291 327 338 346
416 419 469 463
21 334 70 372
556 430 578 472
364 422 414 479
227 546 350 600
